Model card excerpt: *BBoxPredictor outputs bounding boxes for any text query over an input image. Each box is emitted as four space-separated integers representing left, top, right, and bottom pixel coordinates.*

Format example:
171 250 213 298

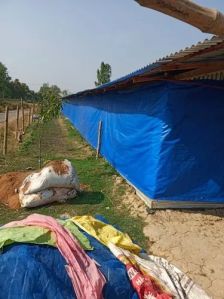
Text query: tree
38 83 62 122
61 90 69 97
0 62 11 98
0 62 37 101
95 62 112 86
10 79 30 99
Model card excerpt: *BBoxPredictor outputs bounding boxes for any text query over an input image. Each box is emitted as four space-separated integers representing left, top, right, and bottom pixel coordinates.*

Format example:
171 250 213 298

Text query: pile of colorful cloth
0 214 210 299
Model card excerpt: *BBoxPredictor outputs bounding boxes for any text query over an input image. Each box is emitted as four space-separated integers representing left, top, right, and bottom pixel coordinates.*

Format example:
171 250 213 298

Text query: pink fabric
5 214 106 299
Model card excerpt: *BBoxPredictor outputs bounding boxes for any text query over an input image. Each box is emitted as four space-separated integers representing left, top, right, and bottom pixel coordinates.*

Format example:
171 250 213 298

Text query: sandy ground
114 176 224 299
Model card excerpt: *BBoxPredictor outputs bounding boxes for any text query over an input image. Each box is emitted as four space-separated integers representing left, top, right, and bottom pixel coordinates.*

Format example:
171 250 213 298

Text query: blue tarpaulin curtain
63 81 224 203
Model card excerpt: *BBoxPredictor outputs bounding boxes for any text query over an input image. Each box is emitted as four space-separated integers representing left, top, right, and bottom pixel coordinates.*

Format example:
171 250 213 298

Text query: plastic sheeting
0 239 137 299
0 244 76 299
63 81 224 203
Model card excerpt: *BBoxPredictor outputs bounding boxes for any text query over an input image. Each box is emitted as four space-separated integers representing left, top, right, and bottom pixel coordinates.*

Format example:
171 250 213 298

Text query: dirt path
117 180 224 299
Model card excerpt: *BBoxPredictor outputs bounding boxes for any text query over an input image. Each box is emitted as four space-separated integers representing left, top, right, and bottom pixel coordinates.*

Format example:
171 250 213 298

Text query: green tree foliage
10 79 36 100
0 61 37 101
61 90 69 97
95 62 112 86
38 83 62 122
0 62 11 98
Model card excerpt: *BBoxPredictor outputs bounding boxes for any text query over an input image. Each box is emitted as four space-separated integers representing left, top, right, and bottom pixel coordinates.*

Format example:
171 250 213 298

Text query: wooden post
96 121 102 159
21 99 24 134
3 106 9 156
31 104 34 122
15 105 19 139
28 107 31 126
38 120 42 169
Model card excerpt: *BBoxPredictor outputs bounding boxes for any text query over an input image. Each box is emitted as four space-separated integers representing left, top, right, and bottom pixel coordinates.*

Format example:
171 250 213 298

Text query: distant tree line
0 62 37 101
0 61 69 102
1 59 113 103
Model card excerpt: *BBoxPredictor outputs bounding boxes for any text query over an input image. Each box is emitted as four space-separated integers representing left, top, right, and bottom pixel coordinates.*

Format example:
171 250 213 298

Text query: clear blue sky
0 0 223 93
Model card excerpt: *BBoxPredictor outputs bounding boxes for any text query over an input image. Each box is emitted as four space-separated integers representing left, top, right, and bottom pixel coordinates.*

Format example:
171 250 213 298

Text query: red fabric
5 214 106 299
125 262 172 299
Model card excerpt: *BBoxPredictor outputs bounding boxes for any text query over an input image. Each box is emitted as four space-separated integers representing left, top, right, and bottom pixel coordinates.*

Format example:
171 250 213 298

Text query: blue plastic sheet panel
63 81 224 203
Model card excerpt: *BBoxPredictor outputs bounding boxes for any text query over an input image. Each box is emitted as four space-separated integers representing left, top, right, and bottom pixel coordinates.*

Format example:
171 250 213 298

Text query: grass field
0 117 147 248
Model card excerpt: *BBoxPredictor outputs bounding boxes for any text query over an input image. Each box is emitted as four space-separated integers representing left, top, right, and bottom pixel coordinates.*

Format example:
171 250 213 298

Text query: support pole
3 106 9 156
15 105 19 139
96 121 102 159
28 107 31 126
38 120 42 169
21 98 24 134
31 104 34 122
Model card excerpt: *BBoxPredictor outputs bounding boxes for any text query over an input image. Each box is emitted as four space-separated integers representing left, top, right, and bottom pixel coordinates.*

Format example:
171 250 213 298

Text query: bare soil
113 175 224 299
0 172 30 209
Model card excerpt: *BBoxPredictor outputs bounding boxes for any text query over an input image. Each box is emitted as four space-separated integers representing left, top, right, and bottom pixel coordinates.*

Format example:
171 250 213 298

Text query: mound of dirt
0 172 30 209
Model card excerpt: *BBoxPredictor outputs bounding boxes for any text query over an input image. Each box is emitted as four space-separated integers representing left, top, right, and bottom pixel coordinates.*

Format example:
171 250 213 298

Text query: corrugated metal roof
65 36 224 99
159 36 224 62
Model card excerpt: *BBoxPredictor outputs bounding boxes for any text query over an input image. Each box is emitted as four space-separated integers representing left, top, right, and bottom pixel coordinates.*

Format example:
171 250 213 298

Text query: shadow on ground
70 191 105 205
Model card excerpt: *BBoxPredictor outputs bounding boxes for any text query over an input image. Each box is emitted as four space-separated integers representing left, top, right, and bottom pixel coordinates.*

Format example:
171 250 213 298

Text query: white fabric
21 159 79 194
20 188 77 208
19 160 79 208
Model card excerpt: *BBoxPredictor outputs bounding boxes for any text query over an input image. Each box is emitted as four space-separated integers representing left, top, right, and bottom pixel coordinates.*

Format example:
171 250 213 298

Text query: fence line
0 101 35 156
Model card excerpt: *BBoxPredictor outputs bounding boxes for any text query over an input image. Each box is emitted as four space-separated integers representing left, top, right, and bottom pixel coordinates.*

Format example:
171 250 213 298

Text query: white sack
20 159 80 195
19 160 80 208
20 188 77 208
108 243 211 299
138 253 211 299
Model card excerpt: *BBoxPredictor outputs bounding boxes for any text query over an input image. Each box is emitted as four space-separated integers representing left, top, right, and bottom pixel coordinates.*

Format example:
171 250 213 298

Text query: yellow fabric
71 215 141 254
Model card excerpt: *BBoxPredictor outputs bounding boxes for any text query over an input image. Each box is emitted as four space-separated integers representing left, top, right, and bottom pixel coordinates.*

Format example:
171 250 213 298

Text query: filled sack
19 160 80 208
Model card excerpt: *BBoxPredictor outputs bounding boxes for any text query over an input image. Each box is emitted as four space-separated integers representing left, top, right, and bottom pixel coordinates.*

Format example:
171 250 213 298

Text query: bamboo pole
28 107 31 126
96 121 102 159
31 103 34 122
21 99 24 134
15 105 19 139
38 119 42 169
136 0 224 36
33 103 35 114
3 106 9 156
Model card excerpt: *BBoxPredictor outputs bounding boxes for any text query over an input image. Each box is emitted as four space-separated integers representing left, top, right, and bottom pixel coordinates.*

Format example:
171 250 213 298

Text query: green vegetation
38 82 63 168
95 62 112 86
0 62 36 101
39 83 62 122
0 118 147 248
0 62 68 103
